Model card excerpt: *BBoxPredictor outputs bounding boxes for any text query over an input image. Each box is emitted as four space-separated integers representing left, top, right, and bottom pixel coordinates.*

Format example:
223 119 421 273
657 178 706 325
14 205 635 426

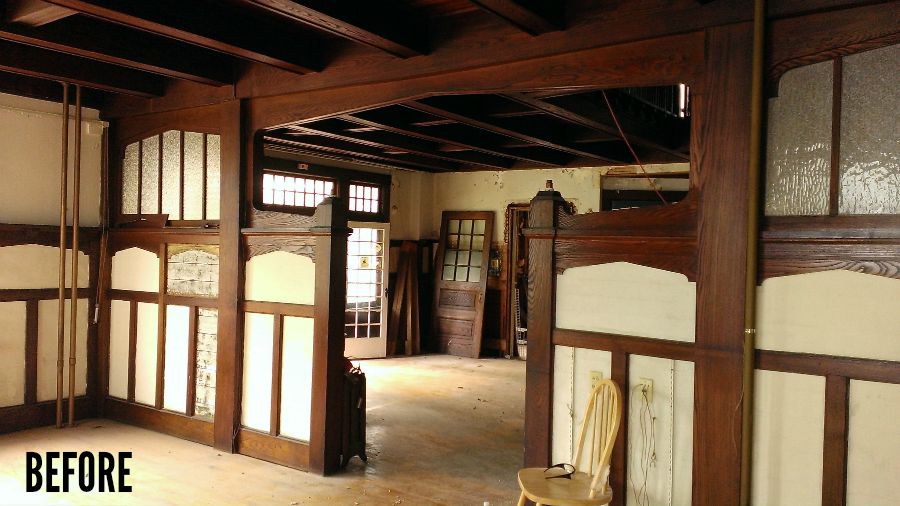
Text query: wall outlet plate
590 371 604 390
638 378 654 402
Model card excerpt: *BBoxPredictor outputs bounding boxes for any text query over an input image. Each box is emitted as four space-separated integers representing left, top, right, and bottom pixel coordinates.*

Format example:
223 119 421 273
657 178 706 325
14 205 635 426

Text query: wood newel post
524 184 566 468
309 196 349 475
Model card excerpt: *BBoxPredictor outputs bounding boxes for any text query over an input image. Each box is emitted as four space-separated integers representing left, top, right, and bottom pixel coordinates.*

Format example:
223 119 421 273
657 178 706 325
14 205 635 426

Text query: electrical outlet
590 371 604 390
638 378 653 402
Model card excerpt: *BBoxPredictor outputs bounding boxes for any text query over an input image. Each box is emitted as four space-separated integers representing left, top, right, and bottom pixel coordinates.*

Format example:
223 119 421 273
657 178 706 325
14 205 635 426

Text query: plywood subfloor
0 355 525 505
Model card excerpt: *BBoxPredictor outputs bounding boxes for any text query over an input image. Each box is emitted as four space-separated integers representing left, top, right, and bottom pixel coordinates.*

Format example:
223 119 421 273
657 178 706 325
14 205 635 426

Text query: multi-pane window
345 227 384 339
261 172 335 208
348 183 381 214
441 219 486 282
121 131 220 221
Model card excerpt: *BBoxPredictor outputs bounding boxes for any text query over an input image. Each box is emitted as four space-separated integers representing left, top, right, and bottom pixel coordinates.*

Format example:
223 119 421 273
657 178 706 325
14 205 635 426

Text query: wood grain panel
822 375 849 506
236 428 310 470
0 397 94 434
105 398 214 446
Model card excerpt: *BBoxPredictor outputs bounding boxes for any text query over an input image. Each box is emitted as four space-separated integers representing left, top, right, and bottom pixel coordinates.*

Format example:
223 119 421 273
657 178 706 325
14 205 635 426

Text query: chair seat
517 468 613 506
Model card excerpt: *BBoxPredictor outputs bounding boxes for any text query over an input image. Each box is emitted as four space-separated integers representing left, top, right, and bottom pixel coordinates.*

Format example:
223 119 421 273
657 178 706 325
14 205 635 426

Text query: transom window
261 173 335 207
348 183 381 214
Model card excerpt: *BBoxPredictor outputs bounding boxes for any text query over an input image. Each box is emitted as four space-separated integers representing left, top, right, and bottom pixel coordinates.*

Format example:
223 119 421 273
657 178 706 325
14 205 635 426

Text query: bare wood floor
0 355 525 505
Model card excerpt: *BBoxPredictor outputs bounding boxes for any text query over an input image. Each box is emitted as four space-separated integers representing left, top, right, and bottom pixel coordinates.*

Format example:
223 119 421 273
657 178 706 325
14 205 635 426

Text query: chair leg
516 491 526 506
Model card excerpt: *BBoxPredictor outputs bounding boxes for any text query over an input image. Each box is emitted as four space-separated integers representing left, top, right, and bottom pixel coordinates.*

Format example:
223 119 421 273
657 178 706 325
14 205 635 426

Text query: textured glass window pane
206 134 221 220
183 132 204 220
167 244 219 297
122 142 139 214
161 131 181 220
141 135 160 214
765 61 832 215
195 308 217 420
473 220 486 234
460 220 473 234
468 267 481 282
839 45 900 214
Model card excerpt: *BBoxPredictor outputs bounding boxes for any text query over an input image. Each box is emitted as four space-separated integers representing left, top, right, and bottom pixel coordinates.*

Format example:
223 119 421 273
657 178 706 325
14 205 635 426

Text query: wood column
523 188 566 468
214 99 245 452
309 197 349 474
692 23 754 506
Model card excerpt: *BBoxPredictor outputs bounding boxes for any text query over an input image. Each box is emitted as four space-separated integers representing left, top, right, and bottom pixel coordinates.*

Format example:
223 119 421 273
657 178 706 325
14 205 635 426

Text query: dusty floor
0 355 525 505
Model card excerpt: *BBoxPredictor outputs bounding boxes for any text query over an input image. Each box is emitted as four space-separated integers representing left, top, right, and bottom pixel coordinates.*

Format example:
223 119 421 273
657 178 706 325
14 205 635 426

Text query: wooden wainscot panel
0 223 101 250
236 428 310 471
105 398 214 446
0 397 94 434
554 194 698 238
554 237 697 280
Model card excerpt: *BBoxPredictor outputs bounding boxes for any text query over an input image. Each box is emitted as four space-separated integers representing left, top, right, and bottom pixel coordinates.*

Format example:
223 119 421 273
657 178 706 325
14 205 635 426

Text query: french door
344 222 389 359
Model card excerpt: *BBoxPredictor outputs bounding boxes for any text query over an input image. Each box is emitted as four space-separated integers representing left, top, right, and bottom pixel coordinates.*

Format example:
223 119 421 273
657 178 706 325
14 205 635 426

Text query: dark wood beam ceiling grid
42 0 324 73
468 0 563 35
0 16 234 86
3 0 75 26
0 69 106 108
234 0 429 57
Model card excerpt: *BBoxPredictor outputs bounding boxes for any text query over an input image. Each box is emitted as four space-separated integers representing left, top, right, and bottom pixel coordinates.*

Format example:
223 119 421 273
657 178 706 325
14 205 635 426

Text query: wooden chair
516 379 622 506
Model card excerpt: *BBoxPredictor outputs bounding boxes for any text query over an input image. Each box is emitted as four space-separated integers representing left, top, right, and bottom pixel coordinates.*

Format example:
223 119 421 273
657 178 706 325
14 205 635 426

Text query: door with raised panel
431 211 494 358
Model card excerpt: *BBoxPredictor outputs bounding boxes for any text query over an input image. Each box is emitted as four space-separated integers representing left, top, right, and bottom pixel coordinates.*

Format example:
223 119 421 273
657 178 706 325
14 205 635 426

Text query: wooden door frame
504 203 530 359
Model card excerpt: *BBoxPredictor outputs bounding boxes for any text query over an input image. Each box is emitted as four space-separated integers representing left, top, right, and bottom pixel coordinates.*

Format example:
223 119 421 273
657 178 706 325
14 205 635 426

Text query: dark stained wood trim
553 328 699 363
0 223 100 249
822 375 849 506
829 57 842 216
755 350 900 385
270 313 283 436
236 428 310 470
243 300 315 318
760 238 900 281
610 351 628 506
762 215 900 240
0 287 92 302
108 289 158 304
105 397 214 446
127 300 137 402
0 397 93 435
469 0 563 35
24 299 39 405
554 237 697 280
186 305 198 417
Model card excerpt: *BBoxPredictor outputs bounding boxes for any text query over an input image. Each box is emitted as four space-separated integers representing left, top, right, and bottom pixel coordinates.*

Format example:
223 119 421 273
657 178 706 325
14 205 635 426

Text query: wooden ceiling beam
468 0 562 35
406 99 625 164
0 39 165 97
342 109 569 167
0 16 234 86
288 120 513 170
236 0 427 57
3 0 75 26
265 135 461 172
42 0 323 73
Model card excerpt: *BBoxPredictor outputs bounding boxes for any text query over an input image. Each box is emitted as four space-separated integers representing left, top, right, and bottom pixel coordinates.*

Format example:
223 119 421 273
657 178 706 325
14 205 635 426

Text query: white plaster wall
36 299 88 401
111 247 160 292
389 168 433 240
245 251 315 305
242 312 274 432
757 270 900 361
751 370 826 506
0 93 103 226
279 316 314 441
551 346 612 465
0 301 27 407
0 245 89 289
108 300 130 400
846 380 900 506
133 302 158 406
556 262 696 342
163 305 190 413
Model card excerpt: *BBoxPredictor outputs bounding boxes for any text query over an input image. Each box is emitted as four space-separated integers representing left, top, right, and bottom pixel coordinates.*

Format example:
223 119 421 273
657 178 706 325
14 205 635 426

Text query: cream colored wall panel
245 251 315 305
111 247 160 292
279 316 314 441
0 93 102 226
163 305 190 413
556 262 696 342
751 370 825 506
242 312 274 432
108 300 130 400
757 271 900 361
625 355 693 506
0 245 88 289
551 346 612 465
0 302 27 407
847 380 900 506
36 299 88 402
133 302 159 406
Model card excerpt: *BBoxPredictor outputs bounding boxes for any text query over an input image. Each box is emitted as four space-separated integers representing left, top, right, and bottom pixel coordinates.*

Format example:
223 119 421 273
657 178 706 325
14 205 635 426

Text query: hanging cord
600 90 669 205
628 385 657 506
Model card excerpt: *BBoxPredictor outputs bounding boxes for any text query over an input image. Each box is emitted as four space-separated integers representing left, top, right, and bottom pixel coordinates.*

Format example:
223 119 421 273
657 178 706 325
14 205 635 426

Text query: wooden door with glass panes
344 222 390 359
432 211 494 358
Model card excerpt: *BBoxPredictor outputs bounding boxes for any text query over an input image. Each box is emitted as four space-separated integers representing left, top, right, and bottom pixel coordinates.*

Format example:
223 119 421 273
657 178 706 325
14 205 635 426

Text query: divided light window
120 130 221 222
261 172 335 208
348 182 381 214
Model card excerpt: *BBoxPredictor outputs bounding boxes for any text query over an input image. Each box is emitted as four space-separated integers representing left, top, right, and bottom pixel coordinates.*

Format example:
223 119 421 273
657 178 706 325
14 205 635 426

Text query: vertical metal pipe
67 85 82 428
56 83 70 429
740 0 766 503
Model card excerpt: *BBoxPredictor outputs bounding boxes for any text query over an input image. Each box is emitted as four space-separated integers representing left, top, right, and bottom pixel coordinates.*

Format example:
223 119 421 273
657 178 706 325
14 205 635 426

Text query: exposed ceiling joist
238 0 427 57
42 0 323 73
0 38 165 97
3 0 75 26
468 0 562 35
266 135 460 172
0 17 234 86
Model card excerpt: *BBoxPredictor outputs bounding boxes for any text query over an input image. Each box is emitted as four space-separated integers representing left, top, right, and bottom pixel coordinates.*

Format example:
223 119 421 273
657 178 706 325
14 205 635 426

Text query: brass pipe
740 0 766 503
67 85 82 428
55 83 69 429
